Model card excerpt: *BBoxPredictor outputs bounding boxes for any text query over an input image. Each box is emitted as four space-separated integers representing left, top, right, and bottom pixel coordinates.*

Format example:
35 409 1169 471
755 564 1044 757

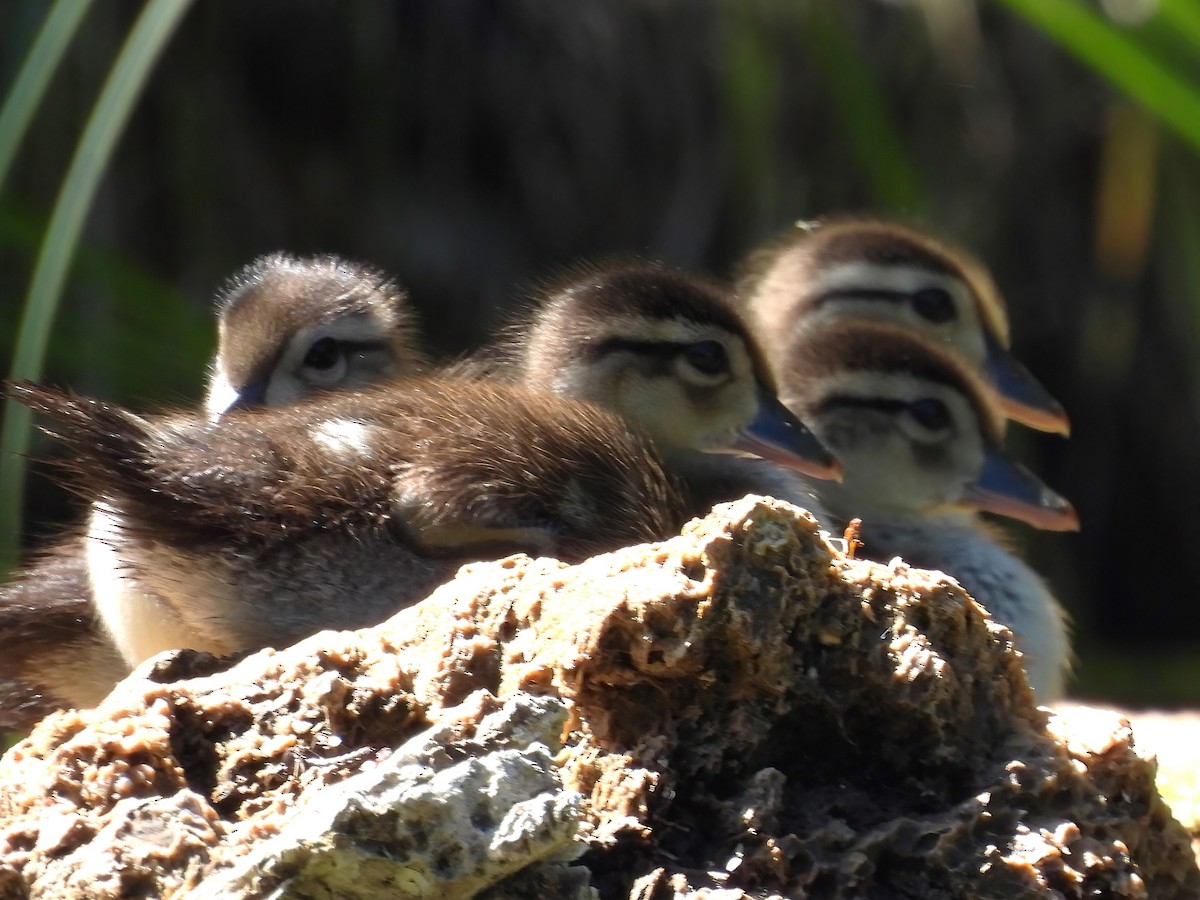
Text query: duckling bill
960 446 1079 532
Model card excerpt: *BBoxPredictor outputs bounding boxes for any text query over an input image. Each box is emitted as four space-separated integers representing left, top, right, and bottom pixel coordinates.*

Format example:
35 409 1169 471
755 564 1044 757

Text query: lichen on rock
0 497 1194 898
192 693 583 900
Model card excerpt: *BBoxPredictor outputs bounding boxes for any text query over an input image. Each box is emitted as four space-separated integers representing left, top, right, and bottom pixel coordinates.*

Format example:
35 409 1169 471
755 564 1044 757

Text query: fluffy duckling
8 265 841 669
779 322 1077 701
206 252 427 417
477 262 841 514
10 378 689 667
0 254 426 726
737 217 1070 435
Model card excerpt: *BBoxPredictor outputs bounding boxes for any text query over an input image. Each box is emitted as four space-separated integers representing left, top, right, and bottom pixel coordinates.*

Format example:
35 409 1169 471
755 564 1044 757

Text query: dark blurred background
1 0 1196 706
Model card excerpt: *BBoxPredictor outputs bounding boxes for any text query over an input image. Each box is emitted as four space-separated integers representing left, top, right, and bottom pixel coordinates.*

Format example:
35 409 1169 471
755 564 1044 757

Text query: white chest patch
311 419 375 460
87 503 185 665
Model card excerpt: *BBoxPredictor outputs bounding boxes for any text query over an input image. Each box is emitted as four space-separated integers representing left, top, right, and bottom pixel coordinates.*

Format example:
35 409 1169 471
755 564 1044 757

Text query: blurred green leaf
806 4 924 215
717 3 783 228
1158 0 1200 56
0 199 211 401
996 0 1200 156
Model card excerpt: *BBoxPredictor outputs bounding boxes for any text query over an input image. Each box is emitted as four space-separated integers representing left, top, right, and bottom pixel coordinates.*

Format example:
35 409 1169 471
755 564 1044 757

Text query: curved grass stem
0 0 94 195
0 0 194 574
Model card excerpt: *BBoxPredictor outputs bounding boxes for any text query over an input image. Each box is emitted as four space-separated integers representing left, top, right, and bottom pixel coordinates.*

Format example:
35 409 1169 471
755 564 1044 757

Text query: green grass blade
0 198 210 399
1158 0 1200 56
995 0 1200 156
0 0 93 196
716 3 783 229
806 4 924 214
0 0 193 574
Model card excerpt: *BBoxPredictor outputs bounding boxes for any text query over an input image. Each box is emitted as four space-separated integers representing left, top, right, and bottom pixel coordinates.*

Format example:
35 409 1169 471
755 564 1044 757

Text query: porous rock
1058 702 1200 865
0 497 1194 898
190 693 585 900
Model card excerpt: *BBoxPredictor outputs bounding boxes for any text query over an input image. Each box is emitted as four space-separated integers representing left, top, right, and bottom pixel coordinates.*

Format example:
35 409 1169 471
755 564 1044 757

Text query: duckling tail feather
6 381 381 546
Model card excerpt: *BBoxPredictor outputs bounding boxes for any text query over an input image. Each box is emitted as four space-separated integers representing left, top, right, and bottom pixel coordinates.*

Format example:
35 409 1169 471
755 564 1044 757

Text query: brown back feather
8 378 687 563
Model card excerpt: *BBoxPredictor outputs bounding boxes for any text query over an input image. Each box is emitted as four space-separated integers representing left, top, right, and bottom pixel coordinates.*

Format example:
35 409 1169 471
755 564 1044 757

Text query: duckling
205 252 427 417
737 217 1070 436
11 262 840 672
0 254 427 726
778 322 1077 701
477 261 841 515
10 378 689 666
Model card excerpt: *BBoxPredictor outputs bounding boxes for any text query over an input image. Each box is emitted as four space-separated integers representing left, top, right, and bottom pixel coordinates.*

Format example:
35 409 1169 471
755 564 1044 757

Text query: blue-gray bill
960 444 1079 532
219 377 269 415
728 387 843 481
984 332 1070 436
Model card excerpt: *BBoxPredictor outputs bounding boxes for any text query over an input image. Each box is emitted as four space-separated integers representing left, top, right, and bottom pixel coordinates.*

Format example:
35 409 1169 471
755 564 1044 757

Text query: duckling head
784 322 1078 531
205 253 426 418
514 262 841 480
740 217 1070 435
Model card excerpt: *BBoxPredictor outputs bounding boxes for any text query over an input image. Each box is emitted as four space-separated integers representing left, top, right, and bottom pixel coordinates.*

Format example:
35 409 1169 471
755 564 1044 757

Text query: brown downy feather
455 260 833 516
0 256 431 726
482 260 780 394
9 378 687 564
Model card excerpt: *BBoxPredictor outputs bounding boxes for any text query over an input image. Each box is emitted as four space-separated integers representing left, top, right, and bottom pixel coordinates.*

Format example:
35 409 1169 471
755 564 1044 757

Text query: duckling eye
683 340 728 376
303 337 341 371
909 398 952 431
912 287 956 324
300 336 349 387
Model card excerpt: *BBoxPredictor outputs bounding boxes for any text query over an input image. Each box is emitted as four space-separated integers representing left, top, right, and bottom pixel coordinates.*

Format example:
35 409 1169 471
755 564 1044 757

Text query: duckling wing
378 380 687 562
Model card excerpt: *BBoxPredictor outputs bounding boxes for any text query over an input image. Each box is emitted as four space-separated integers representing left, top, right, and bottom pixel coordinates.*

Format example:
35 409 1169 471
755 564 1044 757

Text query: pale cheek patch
637 319 720 346
809 262 942 296
311 419 376 460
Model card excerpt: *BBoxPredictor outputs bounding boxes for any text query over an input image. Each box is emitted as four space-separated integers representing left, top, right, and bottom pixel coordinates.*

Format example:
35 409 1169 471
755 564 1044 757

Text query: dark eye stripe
588 337 687 362
810 288 911 308
811 394 911 418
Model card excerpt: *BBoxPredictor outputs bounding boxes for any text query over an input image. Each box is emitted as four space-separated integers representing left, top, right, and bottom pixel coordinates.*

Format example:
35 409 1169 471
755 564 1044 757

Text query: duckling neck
852 509 998 569
665 451 829 524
